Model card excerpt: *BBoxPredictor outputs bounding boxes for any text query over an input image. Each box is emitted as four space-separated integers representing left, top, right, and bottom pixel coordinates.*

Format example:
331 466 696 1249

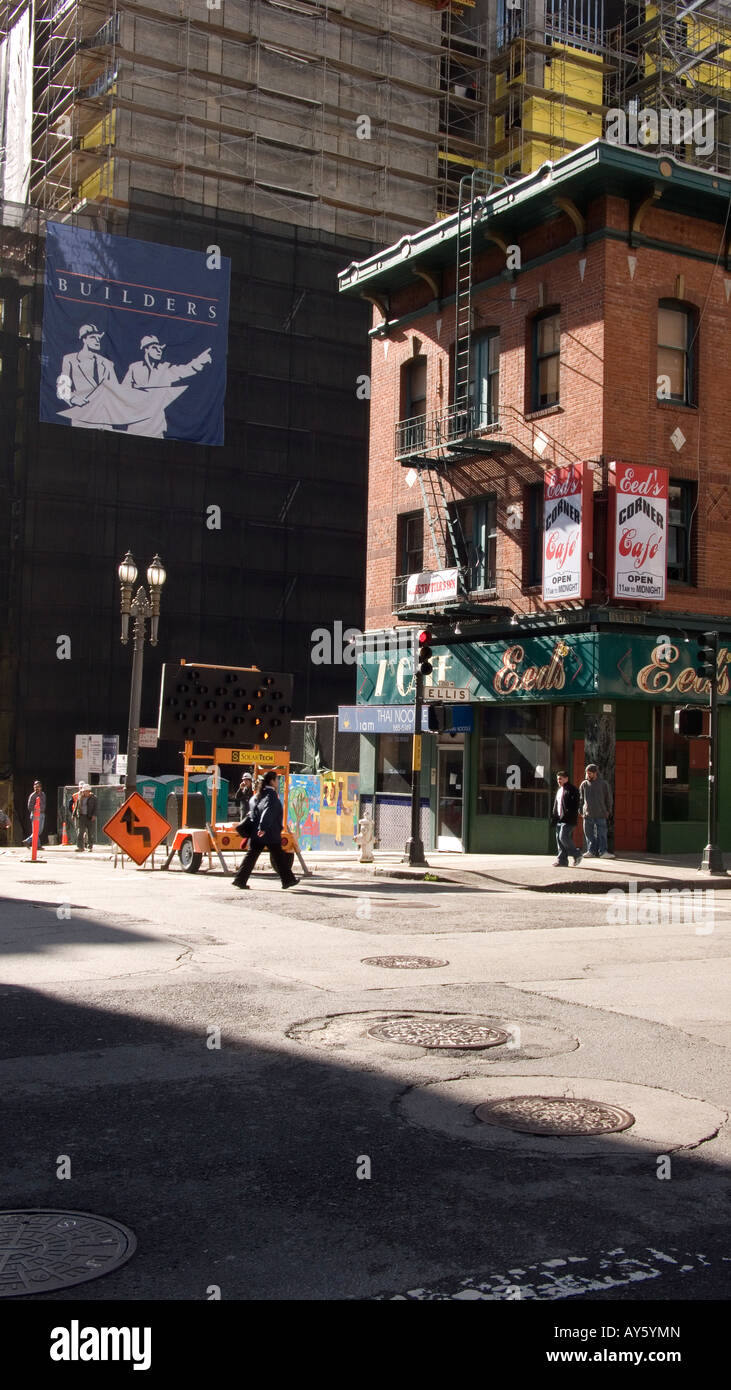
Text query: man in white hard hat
120 335 212 436
56 324 118 419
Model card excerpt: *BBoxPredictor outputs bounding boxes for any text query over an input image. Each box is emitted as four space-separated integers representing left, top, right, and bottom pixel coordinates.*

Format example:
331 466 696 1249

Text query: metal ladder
453 167 495 414
415 460 470 592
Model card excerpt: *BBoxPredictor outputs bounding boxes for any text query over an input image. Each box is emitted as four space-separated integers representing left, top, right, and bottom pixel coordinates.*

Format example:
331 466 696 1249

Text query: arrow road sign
120 805 151 847
103 792 171 865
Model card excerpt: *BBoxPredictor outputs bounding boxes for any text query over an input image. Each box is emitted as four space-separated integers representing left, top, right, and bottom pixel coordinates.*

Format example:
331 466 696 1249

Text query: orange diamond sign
103 792 171 865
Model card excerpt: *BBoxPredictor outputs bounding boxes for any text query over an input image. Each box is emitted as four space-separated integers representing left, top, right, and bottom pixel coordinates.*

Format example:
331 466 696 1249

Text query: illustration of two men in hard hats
56 323 212 437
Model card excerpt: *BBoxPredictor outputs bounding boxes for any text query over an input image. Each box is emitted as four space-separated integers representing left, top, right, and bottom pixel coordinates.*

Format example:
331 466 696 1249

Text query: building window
657 706 707 822
470 331 499 427
398 511 424 576
657 302 695 405
479 705 551 817
524 481 543 588
450 495 497 591
399 356 427 452
377 733 413 795
532 310 560 409
667 480 695 584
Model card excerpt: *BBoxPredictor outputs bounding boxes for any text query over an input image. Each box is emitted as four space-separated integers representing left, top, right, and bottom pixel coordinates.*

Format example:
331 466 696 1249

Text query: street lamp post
118 551 166 798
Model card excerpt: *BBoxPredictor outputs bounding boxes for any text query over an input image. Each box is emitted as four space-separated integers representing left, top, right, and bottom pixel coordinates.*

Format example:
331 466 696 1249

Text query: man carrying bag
231 771 298 891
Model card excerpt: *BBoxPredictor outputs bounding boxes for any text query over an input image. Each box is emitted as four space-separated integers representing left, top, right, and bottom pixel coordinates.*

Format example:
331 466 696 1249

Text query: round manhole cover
0 1210 137 1298
362 955 448 969
474 1096 635 1137
369 1019 509 1049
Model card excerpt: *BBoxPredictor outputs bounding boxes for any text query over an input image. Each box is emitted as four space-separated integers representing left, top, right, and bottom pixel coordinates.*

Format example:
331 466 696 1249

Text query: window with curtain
398 511 424 575
657 302 694 404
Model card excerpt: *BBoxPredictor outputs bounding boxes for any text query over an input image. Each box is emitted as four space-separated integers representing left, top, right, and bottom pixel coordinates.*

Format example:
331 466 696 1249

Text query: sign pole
404 661 428 867
124 602 147 797
701 645 724 874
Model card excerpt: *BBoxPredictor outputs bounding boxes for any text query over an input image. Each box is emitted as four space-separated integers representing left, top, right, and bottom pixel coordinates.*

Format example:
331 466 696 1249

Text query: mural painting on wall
287 776 321 852
320 773 359 849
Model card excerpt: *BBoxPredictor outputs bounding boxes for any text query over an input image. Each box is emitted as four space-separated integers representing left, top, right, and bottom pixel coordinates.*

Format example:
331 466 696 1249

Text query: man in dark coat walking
231 771 297 890
550 770 583 867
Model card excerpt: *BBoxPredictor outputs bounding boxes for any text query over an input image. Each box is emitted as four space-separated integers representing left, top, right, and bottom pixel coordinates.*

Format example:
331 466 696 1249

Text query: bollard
31 799 41 862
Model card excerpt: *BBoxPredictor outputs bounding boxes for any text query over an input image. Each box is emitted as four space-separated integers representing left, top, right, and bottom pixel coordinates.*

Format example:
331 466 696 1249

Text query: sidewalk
301 847 731 894
6 842 730 893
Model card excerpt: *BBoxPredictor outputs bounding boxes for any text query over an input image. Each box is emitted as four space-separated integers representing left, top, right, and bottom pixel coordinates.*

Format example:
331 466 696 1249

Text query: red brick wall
364 192 731 628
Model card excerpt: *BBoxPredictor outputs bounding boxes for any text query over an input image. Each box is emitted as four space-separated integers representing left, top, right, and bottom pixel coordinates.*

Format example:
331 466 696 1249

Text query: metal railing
394 402 501 459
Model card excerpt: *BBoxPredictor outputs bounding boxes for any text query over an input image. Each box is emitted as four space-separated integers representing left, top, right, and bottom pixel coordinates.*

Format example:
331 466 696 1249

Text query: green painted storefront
356 627 731 856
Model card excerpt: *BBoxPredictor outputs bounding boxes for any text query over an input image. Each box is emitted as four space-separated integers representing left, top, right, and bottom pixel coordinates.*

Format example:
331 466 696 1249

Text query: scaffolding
485 1 731 179
23 0 494 242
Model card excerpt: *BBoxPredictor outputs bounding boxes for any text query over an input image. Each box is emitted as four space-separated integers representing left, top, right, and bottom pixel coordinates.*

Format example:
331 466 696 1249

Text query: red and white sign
610 462 668 602
542 462 593 602
138 727 158 748
406 568 459 605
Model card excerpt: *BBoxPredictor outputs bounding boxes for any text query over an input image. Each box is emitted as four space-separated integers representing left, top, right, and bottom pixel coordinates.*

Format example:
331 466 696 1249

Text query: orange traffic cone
61 820 69 846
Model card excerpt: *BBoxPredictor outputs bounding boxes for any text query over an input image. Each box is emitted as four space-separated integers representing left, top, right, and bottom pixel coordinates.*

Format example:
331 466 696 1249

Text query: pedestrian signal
158 663 293 747
673 708 704 737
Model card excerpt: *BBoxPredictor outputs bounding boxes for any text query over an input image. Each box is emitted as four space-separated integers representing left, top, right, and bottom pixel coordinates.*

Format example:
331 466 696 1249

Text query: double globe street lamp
118 551 166 797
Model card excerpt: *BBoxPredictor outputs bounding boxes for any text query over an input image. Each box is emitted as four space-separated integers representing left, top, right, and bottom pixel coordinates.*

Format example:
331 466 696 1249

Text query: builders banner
41 223 231 445
542 461 593 602
610 462 668 602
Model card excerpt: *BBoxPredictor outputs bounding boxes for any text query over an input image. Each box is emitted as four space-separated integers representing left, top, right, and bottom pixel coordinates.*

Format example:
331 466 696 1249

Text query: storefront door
615 741 648 851
437 746 464 850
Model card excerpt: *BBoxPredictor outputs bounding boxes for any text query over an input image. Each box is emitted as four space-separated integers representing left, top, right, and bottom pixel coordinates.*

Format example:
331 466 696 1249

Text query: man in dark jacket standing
231 771 297 890
24 781 46 846
550 770 583 867
77 785 97 851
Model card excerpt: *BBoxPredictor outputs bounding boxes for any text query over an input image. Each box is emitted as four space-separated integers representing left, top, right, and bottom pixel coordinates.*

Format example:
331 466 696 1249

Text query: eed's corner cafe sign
357 633 731 706
542 462 593 603
610 462 668 602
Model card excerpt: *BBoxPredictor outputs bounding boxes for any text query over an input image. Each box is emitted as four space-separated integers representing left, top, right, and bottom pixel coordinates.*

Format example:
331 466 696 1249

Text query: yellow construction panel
78 159 115 202
80 109 116 151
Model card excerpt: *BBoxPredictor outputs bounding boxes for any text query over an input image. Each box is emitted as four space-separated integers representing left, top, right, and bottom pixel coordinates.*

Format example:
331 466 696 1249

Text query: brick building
339 139 731 857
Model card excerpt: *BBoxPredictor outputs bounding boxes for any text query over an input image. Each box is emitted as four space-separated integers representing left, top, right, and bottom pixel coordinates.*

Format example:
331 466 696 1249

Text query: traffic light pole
404 666 428 867
701 668 724 874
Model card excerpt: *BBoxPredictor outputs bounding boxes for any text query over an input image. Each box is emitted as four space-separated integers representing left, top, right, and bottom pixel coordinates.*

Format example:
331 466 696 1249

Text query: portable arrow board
158 662 294 748
103 792 171 865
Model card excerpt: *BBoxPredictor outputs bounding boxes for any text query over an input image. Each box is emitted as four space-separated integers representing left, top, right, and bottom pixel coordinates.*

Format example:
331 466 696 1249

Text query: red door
614 741 648 852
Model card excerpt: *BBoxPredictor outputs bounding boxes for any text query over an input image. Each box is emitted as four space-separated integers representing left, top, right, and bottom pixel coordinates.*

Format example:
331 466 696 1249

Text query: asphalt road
1 849 729 1304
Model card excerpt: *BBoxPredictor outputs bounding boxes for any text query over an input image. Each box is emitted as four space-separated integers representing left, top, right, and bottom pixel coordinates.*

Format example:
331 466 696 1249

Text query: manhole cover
474 1096 635 1136
17 881 63 885
362 955 448 969
369 1019 509 1049
0 1210 137 1298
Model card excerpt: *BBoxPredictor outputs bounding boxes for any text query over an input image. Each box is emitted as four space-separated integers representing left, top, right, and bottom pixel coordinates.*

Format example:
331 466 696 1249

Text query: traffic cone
61 820 69 846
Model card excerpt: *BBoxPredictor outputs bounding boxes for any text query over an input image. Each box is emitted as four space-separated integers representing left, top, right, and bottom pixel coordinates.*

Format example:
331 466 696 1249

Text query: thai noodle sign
610 462 668 602
542 462 592 602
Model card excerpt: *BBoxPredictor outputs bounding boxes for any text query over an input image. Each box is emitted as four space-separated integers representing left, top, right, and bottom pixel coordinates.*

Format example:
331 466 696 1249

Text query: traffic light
695 631 718 684
674 708 704 737
417 628 434 677
158 663 294 747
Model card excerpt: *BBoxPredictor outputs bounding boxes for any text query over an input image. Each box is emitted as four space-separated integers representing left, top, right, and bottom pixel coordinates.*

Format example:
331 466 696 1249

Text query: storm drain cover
362 955 448 969
369 1019 509 1049
474 1096 636 1137
0 1210 137 1298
